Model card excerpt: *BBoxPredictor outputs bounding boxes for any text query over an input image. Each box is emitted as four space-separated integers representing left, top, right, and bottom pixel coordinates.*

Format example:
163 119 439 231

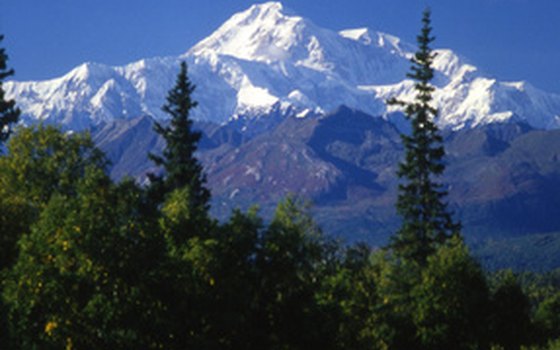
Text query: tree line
0 10 559 350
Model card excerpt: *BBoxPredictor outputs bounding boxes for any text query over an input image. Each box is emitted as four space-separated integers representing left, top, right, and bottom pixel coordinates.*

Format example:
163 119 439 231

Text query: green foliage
522 339 560 350
535 292 560 341
3 169 170 349
387 8 460 264
157 189 257 349
367 240 491 350
489 271 533 350
204 209 261 348
0 35 19 144
0 125 106 270
0 125 106 203
160 186 214 244
252 197 338 349
155 186 220 348
315 244 378 350
369 251 420 350
149 61 210 214
157 194 341 349
413 236 490 350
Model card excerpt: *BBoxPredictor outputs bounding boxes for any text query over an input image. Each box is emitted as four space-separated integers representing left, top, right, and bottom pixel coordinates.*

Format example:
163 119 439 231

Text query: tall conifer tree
388 9 460 264
149 61 210 212
0 35 20 144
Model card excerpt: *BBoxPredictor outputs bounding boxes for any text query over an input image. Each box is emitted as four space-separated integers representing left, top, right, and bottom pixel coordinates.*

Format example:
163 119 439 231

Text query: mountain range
5 2 560 268
5 2 560 131
89 108 560 246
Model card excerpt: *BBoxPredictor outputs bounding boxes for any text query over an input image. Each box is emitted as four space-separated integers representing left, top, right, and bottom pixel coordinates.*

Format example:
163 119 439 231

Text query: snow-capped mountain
5 1 560 130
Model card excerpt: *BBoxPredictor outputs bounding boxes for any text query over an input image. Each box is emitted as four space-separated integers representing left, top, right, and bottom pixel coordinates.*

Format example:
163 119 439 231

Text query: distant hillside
472 232 560 272
92 106 560 254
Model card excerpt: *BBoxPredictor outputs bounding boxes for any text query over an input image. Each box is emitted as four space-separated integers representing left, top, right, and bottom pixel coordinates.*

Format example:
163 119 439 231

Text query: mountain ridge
87 107 560 249
5 1 560 131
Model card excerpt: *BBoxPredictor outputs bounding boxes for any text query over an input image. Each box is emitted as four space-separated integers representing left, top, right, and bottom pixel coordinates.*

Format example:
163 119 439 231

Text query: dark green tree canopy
388 8 460 264
0 35 20 144
149 61 210 213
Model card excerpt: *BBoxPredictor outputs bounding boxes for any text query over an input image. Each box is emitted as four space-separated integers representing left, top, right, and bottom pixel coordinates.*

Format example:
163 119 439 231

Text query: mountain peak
231 2 298 25
65 62 114 82
248 1 287 15
190 2 308 62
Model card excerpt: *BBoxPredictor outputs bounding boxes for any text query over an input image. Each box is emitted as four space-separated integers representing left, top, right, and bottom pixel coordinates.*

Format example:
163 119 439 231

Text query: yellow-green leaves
0 125 107 270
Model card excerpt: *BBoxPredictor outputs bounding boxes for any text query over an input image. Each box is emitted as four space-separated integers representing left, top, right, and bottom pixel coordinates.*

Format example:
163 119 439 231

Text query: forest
0 10 559 350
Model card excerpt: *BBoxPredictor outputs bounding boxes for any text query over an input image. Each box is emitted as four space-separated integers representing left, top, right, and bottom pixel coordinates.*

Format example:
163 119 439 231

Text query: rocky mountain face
5 2 560 131
91 108 560 245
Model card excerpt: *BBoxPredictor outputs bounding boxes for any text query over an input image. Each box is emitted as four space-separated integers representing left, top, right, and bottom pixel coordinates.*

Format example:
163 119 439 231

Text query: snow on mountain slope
5 1 560 130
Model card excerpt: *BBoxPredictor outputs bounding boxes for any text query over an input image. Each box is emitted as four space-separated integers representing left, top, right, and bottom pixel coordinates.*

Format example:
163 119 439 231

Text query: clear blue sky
1 0 559 92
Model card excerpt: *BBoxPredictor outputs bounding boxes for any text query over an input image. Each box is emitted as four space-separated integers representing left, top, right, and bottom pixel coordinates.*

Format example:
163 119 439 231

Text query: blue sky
2 0 560 92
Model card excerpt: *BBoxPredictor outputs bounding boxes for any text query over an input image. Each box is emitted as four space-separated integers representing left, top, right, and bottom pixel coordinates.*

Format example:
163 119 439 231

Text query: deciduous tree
0 126 106 270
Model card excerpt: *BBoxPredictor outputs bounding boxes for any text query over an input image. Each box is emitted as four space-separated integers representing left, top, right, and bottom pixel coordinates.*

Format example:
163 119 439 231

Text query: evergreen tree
149 61 210 213
0 35 20 144
387 9 460 264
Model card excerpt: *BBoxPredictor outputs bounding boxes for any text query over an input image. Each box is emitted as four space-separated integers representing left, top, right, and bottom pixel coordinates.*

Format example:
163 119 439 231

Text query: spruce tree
0 35 20 144
387 9 460 264
149 61 210 212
